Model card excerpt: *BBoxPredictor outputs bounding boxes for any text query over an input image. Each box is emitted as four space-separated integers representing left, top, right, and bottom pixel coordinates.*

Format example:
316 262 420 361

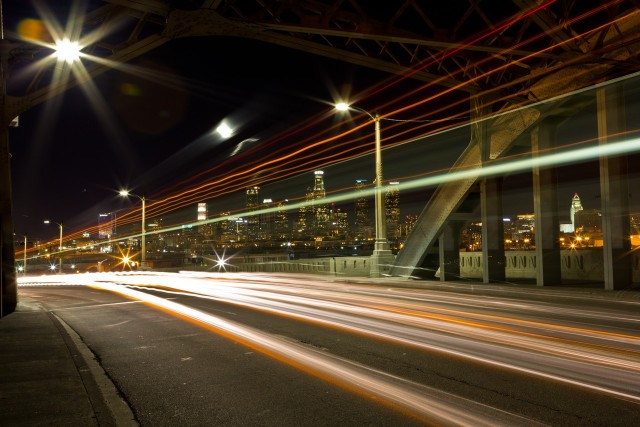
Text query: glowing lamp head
54 38 81 64
335 102 350 112
119 190 130 197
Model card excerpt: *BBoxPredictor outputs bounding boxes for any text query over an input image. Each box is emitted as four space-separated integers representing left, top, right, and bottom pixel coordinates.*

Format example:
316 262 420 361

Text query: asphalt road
18 272 640 426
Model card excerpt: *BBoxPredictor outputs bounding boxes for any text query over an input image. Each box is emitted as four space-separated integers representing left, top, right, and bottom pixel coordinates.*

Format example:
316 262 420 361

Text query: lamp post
43 220 63 273
1 21 83 315
23 235 27 276
119 190 146 269
335 102 394 277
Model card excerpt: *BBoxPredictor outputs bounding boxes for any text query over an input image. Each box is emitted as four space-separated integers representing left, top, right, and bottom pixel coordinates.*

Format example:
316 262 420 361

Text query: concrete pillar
480 178 506 283
0 125 17 318
473 96 506 283
597 84 632 290
1 33 17 317
531 122 562 286
438 222 462 281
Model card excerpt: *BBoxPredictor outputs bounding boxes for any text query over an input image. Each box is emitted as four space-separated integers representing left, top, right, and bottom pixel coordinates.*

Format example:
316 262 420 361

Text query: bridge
3 1 640 316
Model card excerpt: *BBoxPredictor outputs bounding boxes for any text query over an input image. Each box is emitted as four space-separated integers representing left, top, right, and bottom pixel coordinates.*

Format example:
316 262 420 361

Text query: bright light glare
210 248 231 272
335 102 350 111
215 258 227 269
54 38 81 64
216 123 233 138
119 190 130 197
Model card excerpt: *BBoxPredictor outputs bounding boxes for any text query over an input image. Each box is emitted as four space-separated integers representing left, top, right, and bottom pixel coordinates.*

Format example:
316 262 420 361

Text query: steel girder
2 1 640 315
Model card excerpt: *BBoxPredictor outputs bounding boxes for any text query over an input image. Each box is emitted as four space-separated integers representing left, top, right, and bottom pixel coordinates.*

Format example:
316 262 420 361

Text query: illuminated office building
575 209 602 234
246 186 261 241
98 212 116 239
197 203 214 237
260 198 275 241
274 200 290 241
312 171 330 236
570 193 584 232
197 203 207 221
385 181 400 241
297 171 330 239
330 205 349 238
402 213 418 237
354 179 371 240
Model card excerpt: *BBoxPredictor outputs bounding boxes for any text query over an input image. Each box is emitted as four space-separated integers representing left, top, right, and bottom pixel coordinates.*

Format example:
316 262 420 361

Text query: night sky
6 5 393 239
6 2 640 243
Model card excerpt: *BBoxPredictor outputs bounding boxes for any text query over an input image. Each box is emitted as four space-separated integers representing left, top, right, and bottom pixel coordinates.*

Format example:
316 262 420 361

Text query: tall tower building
274 200 290 241
297 193 312 239
312 170 325 198
98 212 116 239
197 203 207 221
354 179 371 241
246 186 260 209
385 181 400 241
246 186 261 241
312 170 330 236
260 198 275 241
570 193 584 232
330 205 349 238
197 203 214 236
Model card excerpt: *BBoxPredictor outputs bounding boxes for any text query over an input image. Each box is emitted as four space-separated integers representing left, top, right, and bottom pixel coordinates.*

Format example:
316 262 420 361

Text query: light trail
18 272 640 410
23 2 640 253
19 274 543 426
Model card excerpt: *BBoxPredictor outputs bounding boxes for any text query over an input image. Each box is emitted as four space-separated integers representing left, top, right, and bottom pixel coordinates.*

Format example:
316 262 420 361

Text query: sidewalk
0 296 137 426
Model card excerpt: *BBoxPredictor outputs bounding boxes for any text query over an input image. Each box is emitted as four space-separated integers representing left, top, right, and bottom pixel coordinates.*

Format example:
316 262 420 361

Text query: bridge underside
3 1 640 316
390 12 640 290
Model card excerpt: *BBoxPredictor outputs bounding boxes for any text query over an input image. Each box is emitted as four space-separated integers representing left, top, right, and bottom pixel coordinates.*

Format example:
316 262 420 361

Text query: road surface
17 271 640 426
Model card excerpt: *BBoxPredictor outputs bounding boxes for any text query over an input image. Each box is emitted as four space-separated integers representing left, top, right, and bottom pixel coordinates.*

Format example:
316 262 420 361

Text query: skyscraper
98 212 116 239
354 179 371 241
385 181 400 241
197 203 207 221
312 171 330 236
274 200 290 241
570 193 584 232
330 205 349 238
246 186 261 241
297 171 330 239
260 198 275 241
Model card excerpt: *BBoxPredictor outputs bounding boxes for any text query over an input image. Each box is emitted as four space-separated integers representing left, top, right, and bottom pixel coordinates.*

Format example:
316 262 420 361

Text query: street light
335 102 394 277
23 234 27 276
43 220 63 273
119 190 146 269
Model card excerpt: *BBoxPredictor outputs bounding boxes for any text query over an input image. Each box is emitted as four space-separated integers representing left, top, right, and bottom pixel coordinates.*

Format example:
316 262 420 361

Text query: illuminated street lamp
335 102 394 277
119 190 146 269
43 220 63 273
53 38 82 64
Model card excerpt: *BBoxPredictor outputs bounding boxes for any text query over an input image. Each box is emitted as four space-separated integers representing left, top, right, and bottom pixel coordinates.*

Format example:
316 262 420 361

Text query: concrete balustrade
210 249 639 285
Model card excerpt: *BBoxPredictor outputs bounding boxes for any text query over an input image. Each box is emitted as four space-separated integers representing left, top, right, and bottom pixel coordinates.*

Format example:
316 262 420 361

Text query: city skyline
69 169 632 252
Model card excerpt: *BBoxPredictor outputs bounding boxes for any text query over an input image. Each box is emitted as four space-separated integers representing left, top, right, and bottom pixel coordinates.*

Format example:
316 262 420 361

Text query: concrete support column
597 84 632 290
531 122 562 286
1 37 17 316
438 222 462 281
0 125 16 318
473 95 505 283
480 178 506 283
